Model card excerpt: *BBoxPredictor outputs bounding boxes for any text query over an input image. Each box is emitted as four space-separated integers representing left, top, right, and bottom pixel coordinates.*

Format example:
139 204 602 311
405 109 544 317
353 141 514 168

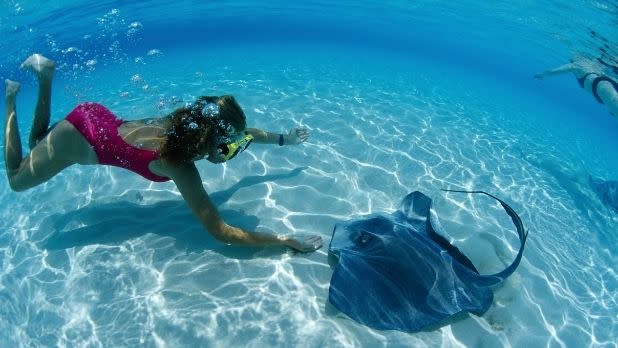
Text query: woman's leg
4 80 82 191
4 62 94 192
4 79 23 177
20 54 55 149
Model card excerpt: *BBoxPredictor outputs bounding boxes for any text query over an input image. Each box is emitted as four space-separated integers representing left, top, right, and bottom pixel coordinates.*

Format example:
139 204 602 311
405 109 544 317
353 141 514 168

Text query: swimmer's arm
165 162 320 251
535 62 578 79
246 127 309 145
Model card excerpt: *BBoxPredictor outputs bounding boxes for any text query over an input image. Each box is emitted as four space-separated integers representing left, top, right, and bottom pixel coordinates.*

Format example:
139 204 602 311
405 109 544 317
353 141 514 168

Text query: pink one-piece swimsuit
65 102 170 182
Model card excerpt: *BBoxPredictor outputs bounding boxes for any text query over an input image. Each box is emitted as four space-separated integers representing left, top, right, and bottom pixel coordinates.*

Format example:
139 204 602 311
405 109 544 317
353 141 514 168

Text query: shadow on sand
39 167 307 259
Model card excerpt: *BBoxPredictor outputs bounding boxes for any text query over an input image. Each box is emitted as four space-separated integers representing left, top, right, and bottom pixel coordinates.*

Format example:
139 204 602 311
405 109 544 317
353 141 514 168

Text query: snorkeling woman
535 56 618 117
4 54 322 253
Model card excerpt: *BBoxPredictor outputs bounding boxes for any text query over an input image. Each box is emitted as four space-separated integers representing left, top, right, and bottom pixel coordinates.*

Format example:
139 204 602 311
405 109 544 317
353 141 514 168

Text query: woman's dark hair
159 95 246 163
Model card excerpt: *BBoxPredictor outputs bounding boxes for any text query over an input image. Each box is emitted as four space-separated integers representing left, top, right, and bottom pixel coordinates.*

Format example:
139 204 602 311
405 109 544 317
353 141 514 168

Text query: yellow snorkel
218 133 254 161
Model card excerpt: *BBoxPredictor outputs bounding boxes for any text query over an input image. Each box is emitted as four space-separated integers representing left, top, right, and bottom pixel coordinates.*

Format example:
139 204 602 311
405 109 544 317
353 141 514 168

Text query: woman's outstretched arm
534 62 579 79
163 161 322 252
246 127 309 145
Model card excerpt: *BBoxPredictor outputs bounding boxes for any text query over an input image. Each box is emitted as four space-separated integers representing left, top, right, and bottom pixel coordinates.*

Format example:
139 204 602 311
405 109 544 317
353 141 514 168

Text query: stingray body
328 190 528 332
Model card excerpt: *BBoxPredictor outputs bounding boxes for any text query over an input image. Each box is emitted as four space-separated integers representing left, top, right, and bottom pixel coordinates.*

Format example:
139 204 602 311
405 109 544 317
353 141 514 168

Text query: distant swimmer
535 56 618 117
4 54 322 253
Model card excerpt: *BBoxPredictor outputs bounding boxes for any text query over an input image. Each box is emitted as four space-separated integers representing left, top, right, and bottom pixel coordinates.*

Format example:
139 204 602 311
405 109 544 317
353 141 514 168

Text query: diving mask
218 132 254 161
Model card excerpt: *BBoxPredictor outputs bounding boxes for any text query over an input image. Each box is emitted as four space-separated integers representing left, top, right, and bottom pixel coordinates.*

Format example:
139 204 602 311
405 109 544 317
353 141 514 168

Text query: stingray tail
441 189 529 286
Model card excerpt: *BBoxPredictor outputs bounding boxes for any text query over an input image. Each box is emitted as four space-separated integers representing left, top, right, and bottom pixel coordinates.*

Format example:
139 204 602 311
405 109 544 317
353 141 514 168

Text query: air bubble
130 74 143 83
128 21 143 29
147 49 162 56
202 103 220 117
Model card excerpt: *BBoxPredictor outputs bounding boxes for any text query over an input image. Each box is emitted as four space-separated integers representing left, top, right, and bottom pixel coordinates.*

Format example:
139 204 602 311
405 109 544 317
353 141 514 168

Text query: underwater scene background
0 1 617 347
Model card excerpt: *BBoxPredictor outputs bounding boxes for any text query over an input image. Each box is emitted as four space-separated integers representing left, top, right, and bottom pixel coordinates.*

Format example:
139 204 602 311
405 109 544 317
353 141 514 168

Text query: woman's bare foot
5 79 20 99
20 54 55 82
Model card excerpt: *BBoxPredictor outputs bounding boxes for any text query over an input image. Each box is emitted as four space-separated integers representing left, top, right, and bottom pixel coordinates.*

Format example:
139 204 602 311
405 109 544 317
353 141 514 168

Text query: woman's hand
284 234 323 252
286 127 309 145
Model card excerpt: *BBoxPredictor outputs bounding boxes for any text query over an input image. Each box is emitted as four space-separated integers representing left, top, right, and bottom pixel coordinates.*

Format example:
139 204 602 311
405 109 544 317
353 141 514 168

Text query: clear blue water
1 1 617 347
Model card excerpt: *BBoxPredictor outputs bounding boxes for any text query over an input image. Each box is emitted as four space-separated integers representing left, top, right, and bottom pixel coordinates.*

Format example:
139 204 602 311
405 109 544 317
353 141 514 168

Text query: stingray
327 189 528 332
589 176 618 213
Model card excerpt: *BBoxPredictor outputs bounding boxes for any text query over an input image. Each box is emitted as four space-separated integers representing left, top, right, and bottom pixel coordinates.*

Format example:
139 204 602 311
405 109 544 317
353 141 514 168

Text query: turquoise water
1 1 617 347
